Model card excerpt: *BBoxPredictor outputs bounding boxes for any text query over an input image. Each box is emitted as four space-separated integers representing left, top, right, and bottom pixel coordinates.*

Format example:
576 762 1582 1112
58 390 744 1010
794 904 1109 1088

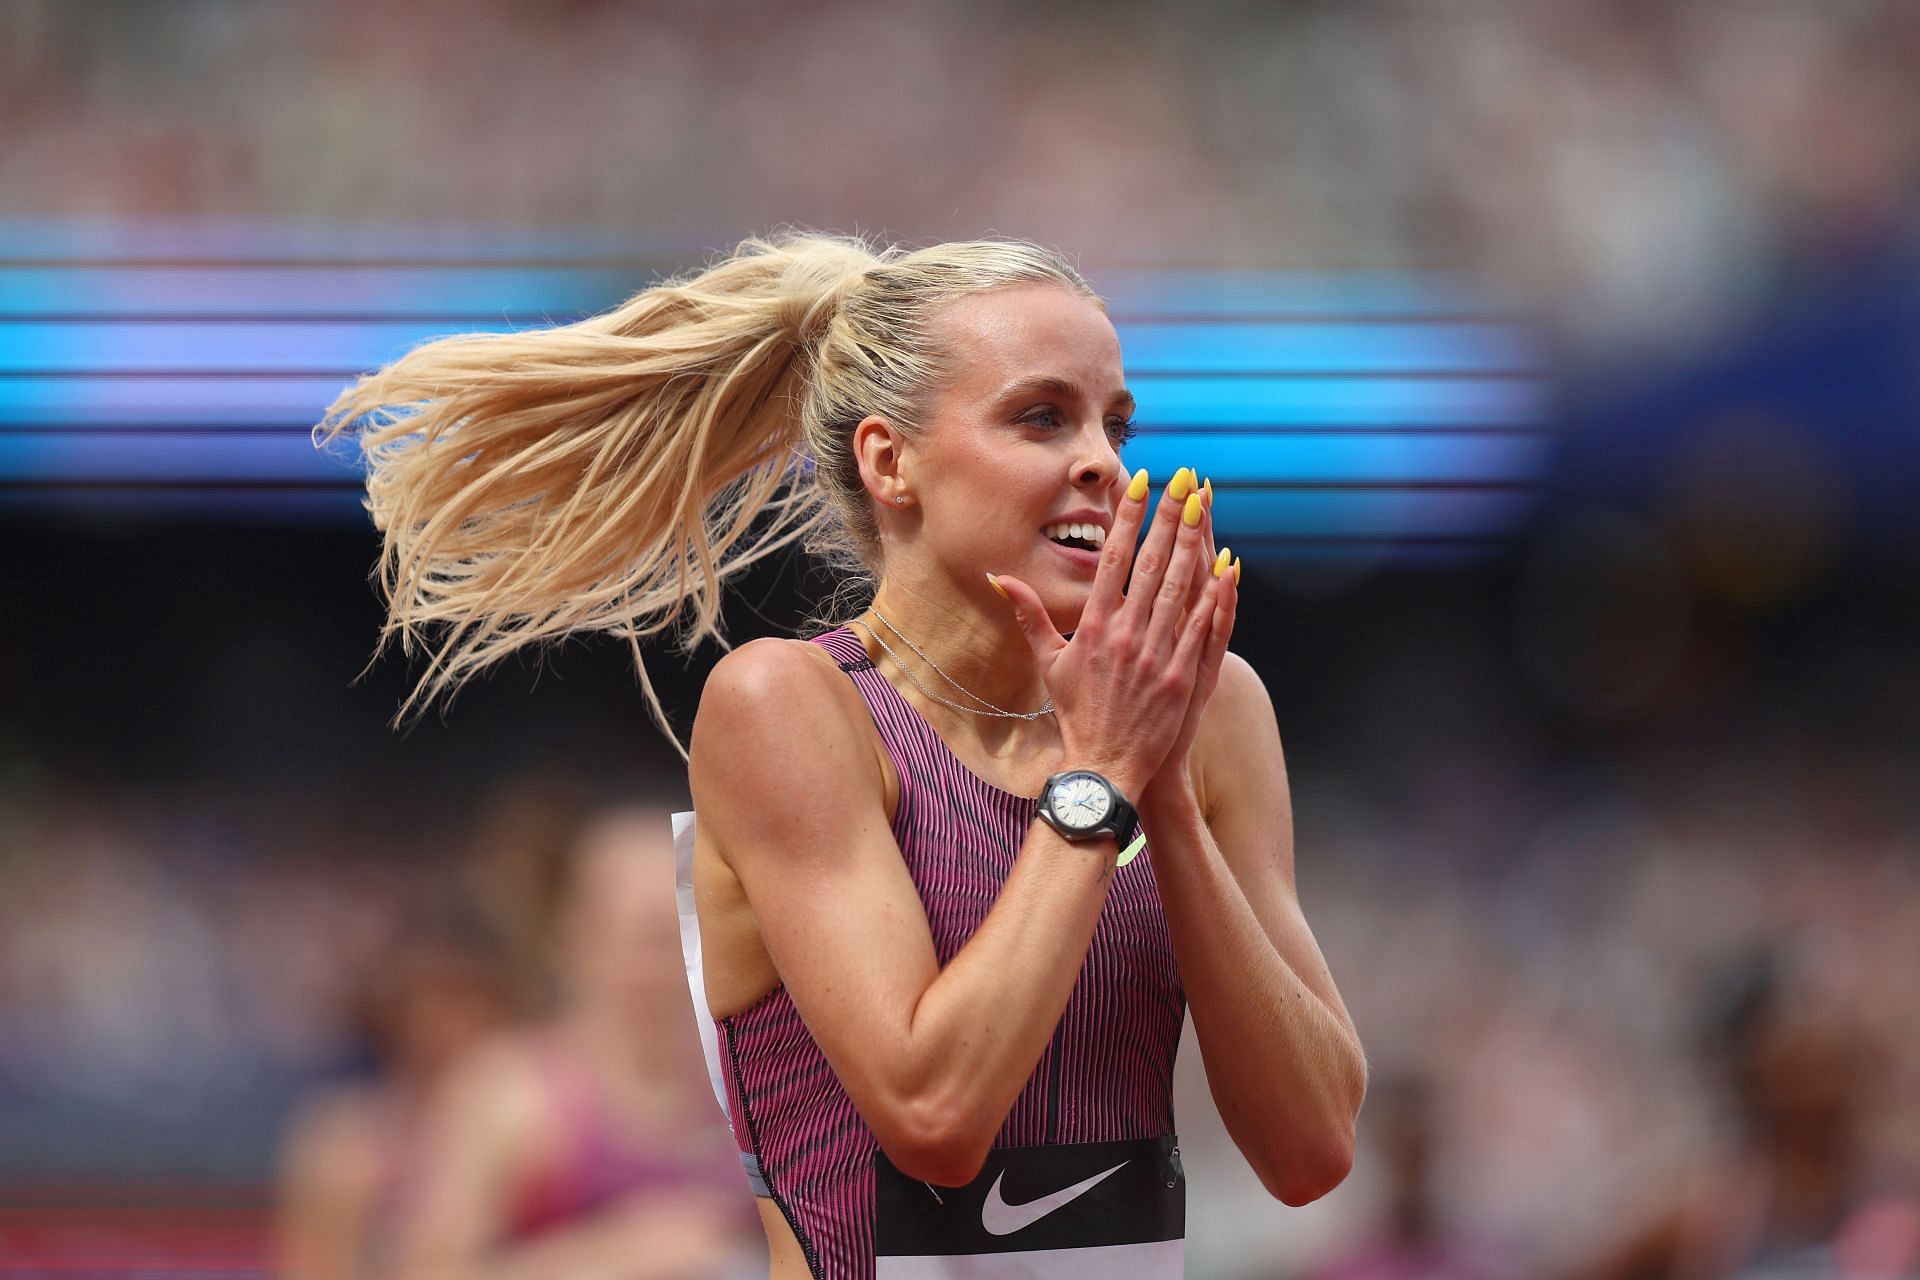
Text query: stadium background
1 2 1917 1276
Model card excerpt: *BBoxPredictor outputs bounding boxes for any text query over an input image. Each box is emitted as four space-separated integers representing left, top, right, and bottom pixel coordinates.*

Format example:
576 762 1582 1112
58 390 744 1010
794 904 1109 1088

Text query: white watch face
1049 773 1113 830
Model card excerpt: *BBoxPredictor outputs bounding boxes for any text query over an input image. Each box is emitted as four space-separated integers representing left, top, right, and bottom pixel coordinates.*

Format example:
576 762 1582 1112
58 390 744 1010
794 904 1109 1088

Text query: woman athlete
320 232 1367 1278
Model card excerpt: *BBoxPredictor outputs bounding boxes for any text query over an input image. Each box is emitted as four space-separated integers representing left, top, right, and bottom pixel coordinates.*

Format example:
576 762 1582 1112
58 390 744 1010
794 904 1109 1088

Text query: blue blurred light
0 319 1533 376
1125 432 1549 486
0 432 361 483
0 267 631 319
0 320 541 374
1114 322 1537 373
0 376 352 425
0 224 1552 563
1134 375 1543 425
1099 271 1493 317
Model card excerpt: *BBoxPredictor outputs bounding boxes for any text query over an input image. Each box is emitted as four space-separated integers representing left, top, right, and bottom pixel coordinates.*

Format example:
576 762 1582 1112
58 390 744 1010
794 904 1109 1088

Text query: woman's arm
691 638 1131 1186
392 1041 738 1280
275 1093 383 1280
1141 651 1366 1206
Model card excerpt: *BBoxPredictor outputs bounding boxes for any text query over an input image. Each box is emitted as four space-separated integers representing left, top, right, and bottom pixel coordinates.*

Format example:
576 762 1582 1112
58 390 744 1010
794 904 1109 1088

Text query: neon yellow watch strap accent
1116 831 1147 867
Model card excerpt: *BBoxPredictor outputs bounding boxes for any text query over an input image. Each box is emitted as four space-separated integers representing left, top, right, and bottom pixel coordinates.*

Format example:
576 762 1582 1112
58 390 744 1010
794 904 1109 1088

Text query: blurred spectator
1567 952 1920 1280
389 799 758 1280
1301 1075 1519 1280
276 898 520 1280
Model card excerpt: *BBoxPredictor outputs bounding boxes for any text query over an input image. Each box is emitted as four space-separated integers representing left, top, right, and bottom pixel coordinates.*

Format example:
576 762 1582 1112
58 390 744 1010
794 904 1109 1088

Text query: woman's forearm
885 821 1117 1182
1140 787 1365 1205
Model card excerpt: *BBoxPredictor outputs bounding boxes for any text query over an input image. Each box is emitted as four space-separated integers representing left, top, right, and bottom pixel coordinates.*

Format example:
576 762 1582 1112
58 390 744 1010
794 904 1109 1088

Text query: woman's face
556 810 684 1023
895 283 1135 631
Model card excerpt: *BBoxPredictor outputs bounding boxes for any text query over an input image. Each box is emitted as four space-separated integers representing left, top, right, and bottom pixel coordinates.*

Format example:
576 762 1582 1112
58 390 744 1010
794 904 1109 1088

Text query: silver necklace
850 608 1056 721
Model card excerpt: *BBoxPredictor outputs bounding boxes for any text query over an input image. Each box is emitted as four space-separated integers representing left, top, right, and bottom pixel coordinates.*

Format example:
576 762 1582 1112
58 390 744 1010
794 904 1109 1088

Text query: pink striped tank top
715 625 1188 1279
504 1032 746 1242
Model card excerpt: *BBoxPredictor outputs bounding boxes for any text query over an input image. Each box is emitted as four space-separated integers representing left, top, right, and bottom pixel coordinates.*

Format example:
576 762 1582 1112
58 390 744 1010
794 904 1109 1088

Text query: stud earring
894 495 906 504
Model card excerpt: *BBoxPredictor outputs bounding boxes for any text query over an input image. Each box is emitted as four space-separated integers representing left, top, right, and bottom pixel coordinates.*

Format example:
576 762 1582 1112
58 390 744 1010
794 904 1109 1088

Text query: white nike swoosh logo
979 1161 1128 1237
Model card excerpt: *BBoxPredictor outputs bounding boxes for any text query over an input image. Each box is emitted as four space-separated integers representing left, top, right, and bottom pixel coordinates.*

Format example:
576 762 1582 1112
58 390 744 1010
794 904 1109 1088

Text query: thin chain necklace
849 608 1056 721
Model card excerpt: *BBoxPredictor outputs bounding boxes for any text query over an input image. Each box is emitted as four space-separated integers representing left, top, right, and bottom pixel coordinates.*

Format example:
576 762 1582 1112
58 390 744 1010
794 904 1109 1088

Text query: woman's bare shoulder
1203 650 1281 746
690 635 888 820
1192 650 1287 812
694 636 860 740
705 633 846 694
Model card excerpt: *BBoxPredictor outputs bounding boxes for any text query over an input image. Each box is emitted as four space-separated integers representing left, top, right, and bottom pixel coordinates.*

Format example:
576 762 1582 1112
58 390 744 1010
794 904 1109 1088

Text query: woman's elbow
874 1095 992 1188
1264 1046 1367 1204
884 1139 990 1189
1254 1125 1356 1207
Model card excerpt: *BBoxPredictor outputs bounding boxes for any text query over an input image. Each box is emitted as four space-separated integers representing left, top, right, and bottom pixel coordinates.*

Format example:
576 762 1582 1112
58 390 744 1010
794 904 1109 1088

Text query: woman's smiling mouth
1041 521 1107 551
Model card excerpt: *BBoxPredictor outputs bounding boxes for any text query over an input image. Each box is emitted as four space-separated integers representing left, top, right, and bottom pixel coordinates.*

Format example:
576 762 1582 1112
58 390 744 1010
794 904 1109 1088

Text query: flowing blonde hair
315 229 1098 755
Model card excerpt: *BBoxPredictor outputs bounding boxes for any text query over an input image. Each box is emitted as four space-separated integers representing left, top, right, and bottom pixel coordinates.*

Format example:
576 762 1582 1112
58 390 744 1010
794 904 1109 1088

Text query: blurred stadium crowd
3 0 1919 1277
4 0 1918 346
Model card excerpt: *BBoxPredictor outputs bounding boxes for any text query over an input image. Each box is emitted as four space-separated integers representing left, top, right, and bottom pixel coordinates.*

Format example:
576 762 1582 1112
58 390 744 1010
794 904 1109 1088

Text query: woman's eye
1023 408 1137 445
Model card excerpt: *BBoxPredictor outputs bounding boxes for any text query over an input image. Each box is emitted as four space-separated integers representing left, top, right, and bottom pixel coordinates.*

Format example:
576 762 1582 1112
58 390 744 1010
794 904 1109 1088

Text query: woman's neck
559 998 685 1081
856 578 1058 756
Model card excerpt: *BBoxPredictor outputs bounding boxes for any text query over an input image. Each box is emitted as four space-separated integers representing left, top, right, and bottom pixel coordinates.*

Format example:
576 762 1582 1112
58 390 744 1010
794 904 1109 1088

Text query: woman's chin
1039 591 1089 636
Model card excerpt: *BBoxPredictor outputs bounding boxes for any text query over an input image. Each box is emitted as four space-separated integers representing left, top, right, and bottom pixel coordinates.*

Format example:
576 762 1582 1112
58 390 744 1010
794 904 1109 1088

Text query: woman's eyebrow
998 375 1136 416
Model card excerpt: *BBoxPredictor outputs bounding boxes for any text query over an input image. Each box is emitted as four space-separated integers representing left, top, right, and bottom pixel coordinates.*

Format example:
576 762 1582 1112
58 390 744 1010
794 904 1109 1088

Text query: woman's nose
1072 431 1124 488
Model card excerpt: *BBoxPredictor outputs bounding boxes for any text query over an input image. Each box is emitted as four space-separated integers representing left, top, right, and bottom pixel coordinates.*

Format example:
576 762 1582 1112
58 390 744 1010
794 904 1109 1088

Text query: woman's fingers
986 572 1067 665
1033 465 1229 788
1199 547 1239 681
1119 467 1195 630
1144 485 1210 659
1189 477 1223 657
1171 542 1229 675
1198 475 1216 596
1179 474 1217 620
1081 466 1152 631
1160 547 1240 768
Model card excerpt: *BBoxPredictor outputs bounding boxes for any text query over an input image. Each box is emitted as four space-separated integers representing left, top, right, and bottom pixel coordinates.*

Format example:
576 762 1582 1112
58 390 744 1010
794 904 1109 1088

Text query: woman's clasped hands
989 466 1240 808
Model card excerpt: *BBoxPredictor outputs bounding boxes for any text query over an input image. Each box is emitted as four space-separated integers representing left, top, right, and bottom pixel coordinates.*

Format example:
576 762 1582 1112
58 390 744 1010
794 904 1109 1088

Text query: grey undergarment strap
741 1151 772 1198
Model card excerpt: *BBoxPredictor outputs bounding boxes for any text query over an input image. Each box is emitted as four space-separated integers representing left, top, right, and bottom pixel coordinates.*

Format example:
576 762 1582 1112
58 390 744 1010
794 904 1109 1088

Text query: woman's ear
852 414 913 507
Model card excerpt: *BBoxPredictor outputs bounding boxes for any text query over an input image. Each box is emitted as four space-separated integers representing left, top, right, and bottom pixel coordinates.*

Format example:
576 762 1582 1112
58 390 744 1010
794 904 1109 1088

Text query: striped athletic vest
675 624 1187 1278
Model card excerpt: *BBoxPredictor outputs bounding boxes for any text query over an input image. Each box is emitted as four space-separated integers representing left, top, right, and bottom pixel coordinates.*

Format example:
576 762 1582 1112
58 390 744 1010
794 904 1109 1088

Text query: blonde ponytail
316 229 1096 755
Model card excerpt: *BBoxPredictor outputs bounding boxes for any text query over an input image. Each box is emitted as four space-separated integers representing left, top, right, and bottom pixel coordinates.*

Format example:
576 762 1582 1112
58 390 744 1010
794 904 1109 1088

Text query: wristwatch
1035 769 1138 846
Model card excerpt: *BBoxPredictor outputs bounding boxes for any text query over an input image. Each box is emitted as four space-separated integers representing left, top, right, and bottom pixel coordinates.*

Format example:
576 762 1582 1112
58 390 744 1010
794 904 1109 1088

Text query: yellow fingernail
1231 556 1241 586
1213 546 1232 576
1183 492 1203 527
1202 477 1213 507
1166 467 1193 503
1127 467 1150 502
987 573 1009 599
